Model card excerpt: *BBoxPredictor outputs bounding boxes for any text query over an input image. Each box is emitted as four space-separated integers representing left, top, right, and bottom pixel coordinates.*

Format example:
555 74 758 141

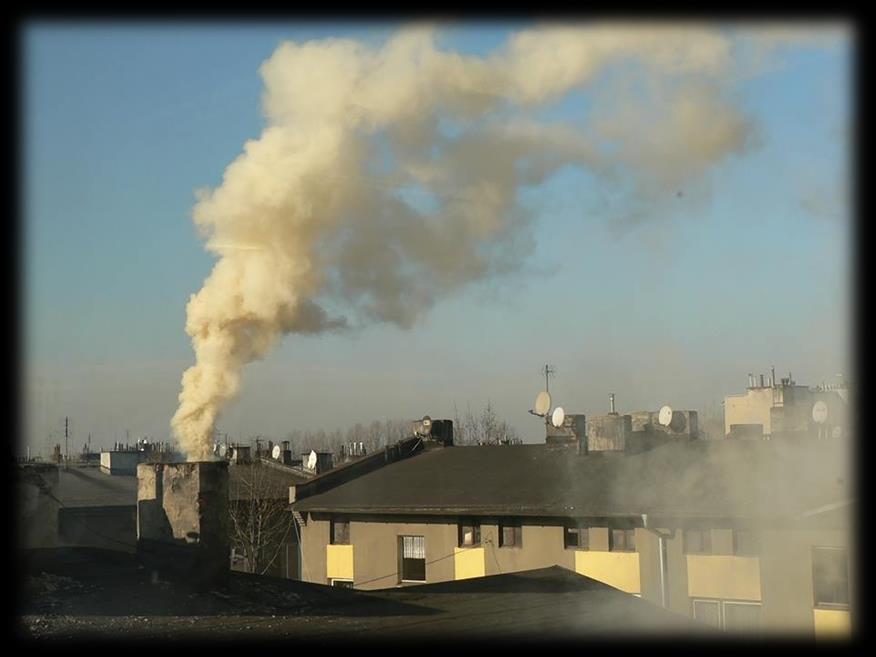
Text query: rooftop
20 461 313 509
293 437 852 524
17 547 710 640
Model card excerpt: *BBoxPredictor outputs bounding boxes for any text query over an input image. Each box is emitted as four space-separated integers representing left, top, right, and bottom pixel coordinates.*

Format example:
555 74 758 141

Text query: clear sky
21 21 852 456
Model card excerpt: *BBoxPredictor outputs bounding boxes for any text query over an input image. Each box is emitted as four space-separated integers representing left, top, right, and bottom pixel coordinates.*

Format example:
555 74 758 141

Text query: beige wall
759 528 851 635
724 388 775 435
298 514 853 636
300 516 458 589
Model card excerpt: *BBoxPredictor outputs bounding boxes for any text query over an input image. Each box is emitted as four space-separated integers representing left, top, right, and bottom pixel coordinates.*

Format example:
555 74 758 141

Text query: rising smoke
171 23 837 460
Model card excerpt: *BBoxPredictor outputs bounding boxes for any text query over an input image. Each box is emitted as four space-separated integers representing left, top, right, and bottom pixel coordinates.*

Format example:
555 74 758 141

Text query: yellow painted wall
687 555 761 601
574 551 641 594
326 544 354 581
454 547 485 580
813 609 851 639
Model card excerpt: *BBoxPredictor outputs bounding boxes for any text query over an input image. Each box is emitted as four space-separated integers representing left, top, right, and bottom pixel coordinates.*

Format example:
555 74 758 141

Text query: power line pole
64 416 69 466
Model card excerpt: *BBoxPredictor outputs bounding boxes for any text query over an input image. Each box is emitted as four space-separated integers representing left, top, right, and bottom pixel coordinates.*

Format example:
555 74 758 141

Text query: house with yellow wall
290 429 852 638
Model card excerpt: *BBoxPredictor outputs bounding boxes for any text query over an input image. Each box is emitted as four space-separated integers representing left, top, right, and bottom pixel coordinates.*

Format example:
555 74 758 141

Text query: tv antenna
541 364 556 394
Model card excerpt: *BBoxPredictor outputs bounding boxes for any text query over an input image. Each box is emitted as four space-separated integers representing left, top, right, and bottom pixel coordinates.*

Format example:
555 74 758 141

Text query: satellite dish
831 426 843 439
551 406 566 428
421 415 432 434
218 444 228 457
306 450 318 471
272 444 281 460
812 400 829 425
534 391 551 416
658 405 674 427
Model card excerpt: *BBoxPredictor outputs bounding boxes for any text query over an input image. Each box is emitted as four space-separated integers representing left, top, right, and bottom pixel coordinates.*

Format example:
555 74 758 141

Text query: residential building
291 430 852 637
724 370 850 439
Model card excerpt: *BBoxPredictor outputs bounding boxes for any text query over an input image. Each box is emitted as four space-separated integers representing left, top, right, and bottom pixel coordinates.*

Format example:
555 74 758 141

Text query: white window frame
691 598 762 631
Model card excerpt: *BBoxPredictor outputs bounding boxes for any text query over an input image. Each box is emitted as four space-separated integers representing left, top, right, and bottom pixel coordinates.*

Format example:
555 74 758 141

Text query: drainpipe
642 513 668 608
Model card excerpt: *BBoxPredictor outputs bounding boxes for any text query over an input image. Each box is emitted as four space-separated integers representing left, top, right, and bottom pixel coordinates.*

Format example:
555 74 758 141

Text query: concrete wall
136 461 230 585
101 451 144 476
724 388 775 436
586 415 631 452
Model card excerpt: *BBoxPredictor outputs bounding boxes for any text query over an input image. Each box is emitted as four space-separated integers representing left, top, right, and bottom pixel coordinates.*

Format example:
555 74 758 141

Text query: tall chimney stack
759 374 765 388
609 393 616 414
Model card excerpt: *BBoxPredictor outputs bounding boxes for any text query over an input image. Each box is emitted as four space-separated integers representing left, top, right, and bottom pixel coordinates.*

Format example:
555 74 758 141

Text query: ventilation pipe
609 393 616 414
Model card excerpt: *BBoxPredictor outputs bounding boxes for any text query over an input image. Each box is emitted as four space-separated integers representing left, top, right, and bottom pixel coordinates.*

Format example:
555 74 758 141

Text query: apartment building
291 432 852 637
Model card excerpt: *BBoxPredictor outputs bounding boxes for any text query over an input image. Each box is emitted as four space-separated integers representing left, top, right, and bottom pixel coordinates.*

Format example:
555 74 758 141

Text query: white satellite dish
218 444 228 457
551 406 566 428
534 391 551 416
831 426 843 439
658 405 674 427
422 415 432 434
272 444 282 460
306 450 318 471
812 400 829 425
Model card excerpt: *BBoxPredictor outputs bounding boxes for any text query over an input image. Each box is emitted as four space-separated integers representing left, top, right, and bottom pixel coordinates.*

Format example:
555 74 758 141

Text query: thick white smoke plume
172 23 837 460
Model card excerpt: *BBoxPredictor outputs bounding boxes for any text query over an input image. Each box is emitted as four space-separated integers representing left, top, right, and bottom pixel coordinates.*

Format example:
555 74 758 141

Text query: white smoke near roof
172 22 841 460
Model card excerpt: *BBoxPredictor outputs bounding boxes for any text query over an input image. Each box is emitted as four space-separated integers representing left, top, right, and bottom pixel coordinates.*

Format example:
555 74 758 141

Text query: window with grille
812 547 850 608
331 579 354 589
692 599 722 628
399 535 426 582
610 528 636 552
692 599 762 633
458 520 481 547
683 528 712 554
330 519 350 545
733 529 760 556
723 601 761 632
499 521 522 548
564 524 589 550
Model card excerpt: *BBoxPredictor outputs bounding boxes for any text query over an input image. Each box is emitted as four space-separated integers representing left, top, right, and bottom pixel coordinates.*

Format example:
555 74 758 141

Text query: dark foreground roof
293 437 852 523
17 547 708 640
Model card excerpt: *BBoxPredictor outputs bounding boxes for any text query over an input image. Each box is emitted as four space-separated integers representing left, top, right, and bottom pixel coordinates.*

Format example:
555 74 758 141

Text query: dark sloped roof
20 548 709 638
228 462 311 501
50 466 138 508
293 437 851 522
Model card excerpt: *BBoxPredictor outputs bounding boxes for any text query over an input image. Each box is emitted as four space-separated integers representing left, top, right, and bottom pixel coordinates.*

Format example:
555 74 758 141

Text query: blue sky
21 22 851 455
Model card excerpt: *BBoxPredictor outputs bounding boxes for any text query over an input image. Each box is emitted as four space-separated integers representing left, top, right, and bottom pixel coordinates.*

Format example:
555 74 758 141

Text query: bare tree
454 401 522 445
227 463 296 576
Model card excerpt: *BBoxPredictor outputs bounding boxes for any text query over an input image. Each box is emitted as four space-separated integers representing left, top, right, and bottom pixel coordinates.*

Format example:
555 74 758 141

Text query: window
610 528 636 552
723 602 761 632
692 599 762 633
330 519 350 545
692 599 722 628
458 520 481 547
812 547 850 608
733 529 760 556
399 535 426 582
564 524 589 550
331 579 354 589
683 528 711 554
499 521 522 548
